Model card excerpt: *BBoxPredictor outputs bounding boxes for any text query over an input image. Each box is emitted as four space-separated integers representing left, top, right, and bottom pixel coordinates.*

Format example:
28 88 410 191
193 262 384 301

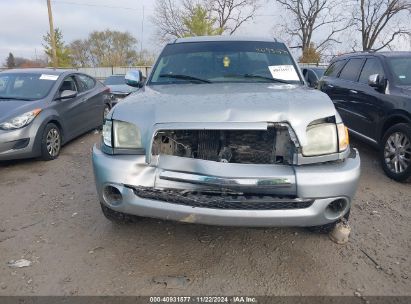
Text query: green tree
43 28 71 67
6 52 15 68
299 43 321 64
182 5 223 37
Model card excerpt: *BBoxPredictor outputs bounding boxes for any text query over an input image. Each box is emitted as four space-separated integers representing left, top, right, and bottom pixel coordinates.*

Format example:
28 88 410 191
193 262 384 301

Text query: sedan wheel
381 123 411 182
40 123 61 161
46 128 61 157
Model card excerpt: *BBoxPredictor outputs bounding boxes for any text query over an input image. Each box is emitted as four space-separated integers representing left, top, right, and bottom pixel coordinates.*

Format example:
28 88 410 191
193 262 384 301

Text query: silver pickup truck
92 36 360 232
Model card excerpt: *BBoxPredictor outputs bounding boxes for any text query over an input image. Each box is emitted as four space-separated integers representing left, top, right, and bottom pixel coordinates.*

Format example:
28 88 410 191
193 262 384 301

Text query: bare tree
354 0 411 51
152 0 259 42
153 0 187 42
209 0 259 34
87 30 139 66
67 30 140 67
274 0 351 53
69 39 91 67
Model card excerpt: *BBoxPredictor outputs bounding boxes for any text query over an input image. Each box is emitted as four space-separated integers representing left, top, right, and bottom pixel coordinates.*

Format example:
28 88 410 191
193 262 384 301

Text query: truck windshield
387 57 411 86
0 73 58 101
149 41 302 85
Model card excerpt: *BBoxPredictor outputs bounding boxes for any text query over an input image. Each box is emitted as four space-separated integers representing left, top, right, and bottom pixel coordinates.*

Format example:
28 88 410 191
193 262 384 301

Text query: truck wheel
40 123 61 161
306 210 350 234
380 123 411 182
100 202 138 223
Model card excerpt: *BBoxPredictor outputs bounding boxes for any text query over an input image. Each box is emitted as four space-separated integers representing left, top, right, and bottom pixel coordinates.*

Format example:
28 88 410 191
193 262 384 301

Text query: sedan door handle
349 90 358 94
327 84 334 88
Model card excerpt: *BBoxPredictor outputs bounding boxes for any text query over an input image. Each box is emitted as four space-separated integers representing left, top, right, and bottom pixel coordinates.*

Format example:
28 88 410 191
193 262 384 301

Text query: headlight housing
0 109 42 130
302 122 349 156
103 119 142 149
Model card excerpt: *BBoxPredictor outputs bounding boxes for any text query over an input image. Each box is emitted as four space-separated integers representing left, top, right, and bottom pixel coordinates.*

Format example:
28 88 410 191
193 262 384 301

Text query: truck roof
173 35 279 44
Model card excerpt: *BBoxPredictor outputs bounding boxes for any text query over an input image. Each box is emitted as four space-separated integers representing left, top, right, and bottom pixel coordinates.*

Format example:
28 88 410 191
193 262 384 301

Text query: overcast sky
1 0 409 64
0 0 277 62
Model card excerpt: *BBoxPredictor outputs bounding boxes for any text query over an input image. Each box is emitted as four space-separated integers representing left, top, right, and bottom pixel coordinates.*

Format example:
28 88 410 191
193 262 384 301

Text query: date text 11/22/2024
149 296 257 303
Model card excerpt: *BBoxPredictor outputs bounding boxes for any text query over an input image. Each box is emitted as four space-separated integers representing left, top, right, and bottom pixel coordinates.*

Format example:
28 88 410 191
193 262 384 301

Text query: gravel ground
0 131 410 296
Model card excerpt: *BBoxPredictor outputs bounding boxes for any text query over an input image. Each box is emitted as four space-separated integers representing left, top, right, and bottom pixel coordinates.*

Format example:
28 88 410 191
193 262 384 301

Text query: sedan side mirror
56 90 77 100
125 70 144 88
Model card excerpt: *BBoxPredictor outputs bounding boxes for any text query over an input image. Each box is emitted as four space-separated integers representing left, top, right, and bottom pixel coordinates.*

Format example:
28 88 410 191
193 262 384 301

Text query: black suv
318 52 411 181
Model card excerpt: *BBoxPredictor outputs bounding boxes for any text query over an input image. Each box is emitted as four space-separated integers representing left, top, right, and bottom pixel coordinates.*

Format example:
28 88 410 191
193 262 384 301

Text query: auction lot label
268 65 299 81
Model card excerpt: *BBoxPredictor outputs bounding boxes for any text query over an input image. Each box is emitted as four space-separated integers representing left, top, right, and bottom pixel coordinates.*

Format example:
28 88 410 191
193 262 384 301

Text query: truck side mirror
125 70 144 88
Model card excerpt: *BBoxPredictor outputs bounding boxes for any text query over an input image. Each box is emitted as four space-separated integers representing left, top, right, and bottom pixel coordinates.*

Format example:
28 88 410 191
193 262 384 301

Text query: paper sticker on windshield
39 74 59 81
268 65 299 81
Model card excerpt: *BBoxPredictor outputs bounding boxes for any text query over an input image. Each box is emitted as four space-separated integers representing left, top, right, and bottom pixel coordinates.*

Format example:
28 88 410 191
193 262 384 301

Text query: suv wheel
380 123 411 182
100 202 138 223
40 123 61 161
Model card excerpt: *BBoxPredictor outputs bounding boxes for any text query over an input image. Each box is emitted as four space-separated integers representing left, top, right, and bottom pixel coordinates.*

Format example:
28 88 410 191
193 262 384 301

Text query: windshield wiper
225 74 293 84
159 74 212 84
0 96 33 101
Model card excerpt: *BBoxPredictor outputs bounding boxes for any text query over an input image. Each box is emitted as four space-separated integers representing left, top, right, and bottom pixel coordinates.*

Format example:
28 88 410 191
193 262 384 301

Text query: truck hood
113 82 339 146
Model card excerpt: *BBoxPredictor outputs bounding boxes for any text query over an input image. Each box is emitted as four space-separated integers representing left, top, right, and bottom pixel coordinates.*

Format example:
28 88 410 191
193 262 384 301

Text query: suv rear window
324 60 345 77
339 58 363 81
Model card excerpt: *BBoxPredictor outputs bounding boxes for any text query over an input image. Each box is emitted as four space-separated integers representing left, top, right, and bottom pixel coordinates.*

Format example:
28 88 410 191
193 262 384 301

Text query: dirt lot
0 131 410 296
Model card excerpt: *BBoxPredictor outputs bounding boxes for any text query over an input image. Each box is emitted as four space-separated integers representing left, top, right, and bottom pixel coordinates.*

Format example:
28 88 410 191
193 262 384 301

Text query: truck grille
128 186 313 210
152 126 294 165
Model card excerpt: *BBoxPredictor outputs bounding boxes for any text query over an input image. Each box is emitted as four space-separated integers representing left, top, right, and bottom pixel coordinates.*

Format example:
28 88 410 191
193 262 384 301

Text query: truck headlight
303 123 338 156
0 109 42 130
302 122 349 156
113 120 142 149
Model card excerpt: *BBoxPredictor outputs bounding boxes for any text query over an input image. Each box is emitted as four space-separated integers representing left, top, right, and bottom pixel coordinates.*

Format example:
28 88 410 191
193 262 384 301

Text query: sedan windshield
0 73 58 100
387 57 411 86
149 41 302 85
104 75 125 85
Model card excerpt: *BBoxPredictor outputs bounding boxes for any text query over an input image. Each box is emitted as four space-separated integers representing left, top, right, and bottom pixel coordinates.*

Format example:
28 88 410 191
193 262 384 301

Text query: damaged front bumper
92 144 360 227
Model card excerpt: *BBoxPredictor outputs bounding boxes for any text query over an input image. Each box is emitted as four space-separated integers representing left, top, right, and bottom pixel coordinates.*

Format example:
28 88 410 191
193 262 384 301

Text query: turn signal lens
337 123 349 152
